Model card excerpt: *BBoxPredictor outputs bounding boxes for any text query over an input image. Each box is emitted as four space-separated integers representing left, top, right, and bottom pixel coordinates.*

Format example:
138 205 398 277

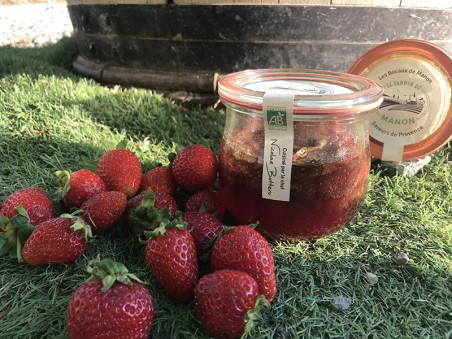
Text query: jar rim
218 69 383 115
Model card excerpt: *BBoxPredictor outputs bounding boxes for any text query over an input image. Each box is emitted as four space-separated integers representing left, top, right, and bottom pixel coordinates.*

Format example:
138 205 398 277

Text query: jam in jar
218 69 383 241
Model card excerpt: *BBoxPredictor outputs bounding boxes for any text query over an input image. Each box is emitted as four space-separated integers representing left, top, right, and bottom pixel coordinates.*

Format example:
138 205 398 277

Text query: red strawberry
210 226 277 302
182 211 223 258
194 270 269 338
56 169 107 211
97 148 142 198
171 144 218 193
185 189 226 221
81 191 127 233
22 214 93 265
125 189 178 233
67 257 154 339
140 166 176 196
143 219 199 301
0 186 54 226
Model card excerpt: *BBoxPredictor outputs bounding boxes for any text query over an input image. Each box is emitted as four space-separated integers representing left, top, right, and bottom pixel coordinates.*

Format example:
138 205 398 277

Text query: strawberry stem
87 256 145 292
55 170 71 202
0 205 34 263
242 295 270 338
60 211 94 241
64 213 94 241
16 235 23 263
140 212 187 243
131 189 174 235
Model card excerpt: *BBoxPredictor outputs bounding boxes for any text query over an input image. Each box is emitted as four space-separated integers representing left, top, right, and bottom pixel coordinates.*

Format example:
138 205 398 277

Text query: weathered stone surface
0 3 73 47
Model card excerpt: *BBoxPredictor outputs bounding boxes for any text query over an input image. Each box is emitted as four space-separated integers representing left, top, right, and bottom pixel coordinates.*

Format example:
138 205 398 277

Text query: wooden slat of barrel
67 2 452 100
68 0 166 4
67 0 167 6
173 0 332 4
66 0 452 7
170 0 451 6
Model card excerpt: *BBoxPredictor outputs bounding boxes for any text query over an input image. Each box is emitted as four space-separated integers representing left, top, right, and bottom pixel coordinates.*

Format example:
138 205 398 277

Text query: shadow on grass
0 37 79 78
0 132 105 202
78 92 225 150
0 37 225 152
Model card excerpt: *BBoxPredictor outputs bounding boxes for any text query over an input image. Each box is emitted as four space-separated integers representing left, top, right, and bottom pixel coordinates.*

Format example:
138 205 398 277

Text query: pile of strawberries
0 143 277 338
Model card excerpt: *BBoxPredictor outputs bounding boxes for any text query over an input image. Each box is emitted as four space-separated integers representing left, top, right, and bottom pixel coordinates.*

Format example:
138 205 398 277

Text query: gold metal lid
348 39 452 162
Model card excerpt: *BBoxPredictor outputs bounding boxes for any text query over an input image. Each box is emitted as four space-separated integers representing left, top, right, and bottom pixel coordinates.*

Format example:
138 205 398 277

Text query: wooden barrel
67 0 452 102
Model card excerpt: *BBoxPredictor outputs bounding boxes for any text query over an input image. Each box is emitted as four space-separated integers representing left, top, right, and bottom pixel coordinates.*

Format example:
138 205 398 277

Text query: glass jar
218 69 383 241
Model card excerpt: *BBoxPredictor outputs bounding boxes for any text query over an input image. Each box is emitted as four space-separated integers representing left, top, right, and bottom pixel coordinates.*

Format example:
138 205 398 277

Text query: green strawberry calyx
211 222 259 245
61 212 94 241
139 211 187 244
197 203 220 219
131 189 175 235
242 295 270 338
55 170 72 202
93 140 129 165
115 139 129 150
87 256 145 292
198 225 233 263
167 152 177 171
0 205 35 262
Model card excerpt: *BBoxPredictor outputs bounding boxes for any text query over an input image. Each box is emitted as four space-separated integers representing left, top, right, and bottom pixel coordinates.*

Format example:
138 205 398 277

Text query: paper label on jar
262 90 295 201
365 56 451 162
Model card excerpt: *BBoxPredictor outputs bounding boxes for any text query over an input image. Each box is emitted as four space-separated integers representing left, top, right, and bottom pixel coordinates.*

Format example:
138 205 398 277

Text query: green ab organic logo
267 108 287 131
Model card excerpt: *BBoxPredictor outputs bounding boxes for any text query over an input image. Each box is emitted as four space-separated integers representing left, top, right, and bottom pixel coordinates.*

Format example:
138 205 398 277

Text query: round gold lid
348 39 452 162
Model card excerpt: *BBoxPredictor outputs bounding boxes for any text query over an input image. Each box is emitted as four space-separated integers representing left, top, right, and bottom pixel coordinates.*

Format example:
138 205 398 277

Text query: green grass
0 38 451 338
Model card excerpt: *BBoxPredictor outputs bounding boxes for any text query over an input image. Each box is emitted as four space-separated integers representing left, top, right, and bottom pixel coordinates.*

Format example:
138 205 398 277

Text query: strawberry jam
219 123 370 241
218 69 383 241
